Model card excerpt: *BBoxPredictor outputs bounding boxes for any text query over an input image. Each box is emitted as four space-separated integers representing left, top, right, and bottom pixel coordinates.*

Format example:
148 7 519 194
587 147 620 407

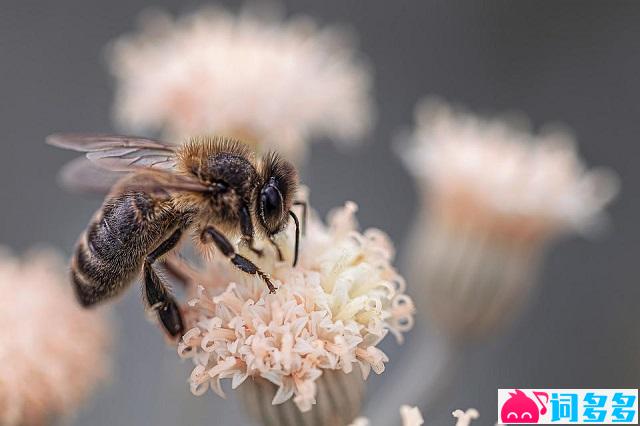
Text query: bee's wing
58 156 128 195
58 155 211 195
46 133 177 171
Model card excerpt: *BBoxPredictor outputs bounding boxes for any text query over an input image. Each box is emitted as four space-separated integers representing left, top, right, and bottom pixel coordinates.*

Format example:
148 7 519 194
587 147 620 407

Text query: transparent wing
46 133 177 171
58 156 211 195
58 156 127 195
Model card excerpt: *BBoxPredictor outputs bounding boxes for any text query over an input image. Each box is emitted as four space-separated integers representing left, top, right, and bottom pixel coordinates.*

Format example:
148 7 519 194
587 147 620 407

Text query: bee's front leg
144 227 185 337
239 205 264 257
201 225 276 293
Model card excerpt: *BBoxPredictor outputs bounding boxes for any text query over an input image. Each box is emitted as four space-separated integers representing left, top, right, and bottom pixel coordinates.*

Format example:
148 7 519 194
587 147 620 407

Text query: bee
47 134 303 337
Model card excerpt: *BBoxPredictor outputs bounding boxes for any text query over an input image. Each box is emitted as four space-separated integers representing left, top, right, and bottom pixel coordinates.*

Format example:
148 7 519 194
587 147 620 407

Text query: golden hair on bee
47 132 303 339
175 135 255 181
256 151 298 235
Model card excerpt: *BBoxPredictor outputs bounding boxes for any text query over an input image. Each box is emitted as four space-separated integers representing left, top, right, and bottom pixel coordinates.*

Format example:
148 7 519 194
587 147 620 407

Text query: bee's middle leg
144 227 185 337
201 226 276 293
267 238 284 261
163 254 197 288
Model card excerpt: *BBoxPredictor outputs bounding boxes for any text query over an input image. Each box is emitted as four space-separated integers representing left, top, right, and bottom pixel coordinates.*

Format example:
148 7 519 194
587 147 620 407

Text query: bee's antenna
293 200 307 235
288 210 300 267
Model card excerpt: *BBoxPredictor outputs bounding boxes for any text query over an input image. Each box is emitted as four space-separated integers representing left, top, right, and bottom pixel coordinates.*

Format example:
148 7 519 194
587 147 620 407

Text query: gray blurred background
1 1 639 424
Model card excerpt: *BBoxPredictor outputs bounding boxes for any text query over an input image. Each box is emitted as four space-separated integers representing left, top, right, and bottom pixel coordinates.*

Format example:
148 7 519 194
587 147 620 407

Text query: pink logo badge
501 389 549 423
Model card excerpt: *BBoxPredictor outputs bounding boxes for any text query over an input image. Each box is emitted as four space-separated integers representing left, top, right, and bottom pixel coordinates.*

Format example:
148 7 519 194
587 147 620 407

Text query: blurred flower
109 5 373 163
0 248 111 426
452 408 479 426
351 405 478 426
400 405 425 426
400 99 618 236
398 99 619 339
349 405 426 426
177 201 414 423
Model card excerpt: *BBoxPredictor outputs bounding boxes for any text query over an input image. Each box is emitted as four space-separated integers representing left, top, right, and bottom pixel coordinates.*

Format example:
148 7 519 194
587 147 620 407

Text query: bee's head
256 153 298 237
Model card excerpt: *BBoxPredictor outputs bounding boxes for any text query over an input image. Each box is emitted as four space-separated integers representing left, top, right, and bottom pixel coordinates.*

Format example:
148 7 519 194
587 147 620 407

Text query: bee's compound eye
261 185 283 225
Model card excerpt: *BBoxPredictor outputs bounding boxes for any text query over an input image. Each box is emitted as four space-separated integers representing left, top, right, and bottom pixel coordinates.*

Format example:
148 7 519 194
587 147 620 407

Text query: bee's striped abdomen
70 187 178 307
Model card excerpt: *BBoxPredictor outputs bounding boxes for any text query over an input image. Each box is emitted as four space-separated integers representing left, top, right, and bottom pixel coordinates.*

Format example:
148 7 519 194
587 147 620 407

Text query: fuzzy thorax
170 135 298 240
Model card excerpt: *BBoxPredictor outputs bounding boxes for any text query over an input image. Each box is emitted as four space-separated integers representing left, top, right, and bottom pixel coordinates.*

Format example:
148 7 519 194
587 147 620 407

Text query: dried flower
349 405 425 426
400 405 425 426
0 248 111 426
399 99 619 339
109 6 373 163
177 202 414 415
452 408 479 426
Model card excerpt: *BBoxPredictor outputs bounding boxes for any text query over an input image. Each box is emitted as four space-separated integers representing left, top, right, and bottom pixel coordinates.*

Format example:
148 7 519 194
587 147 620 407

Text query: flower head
400 405 425 426
452 408 479 426
399 99 619 241
349 405 424 426
178 202 414 412
0 248 111 426
109 6 373 163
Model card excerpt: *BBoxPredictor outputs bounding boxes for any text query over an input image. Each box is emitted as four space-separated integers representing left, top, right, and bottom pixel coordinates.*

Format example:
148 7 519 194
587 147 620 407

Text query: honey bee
47 134 303 337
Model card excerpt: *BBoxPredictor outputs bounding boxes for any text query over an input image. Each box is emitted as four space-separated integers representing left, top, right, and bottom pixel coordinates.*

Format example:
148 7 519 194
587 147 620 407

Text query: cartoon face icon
501 389 548 423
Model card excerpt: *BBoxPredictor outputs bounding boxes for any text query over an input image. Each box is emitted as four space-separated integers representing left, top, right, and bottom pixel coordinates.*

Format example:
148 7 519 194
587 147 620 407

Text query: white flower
349 418 371 426
349 405 424 426
109 6 373 163
399 99 619 237
400 405 425 426
0 248 111 426
452 408 479 426
178 202 414 412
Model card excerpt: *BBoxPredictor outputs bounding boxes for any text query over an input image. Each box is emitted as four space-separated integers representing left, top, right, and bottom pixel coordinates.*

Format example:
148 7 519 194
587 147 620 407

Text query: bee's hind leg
201 226 276 293
144 227 185 337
